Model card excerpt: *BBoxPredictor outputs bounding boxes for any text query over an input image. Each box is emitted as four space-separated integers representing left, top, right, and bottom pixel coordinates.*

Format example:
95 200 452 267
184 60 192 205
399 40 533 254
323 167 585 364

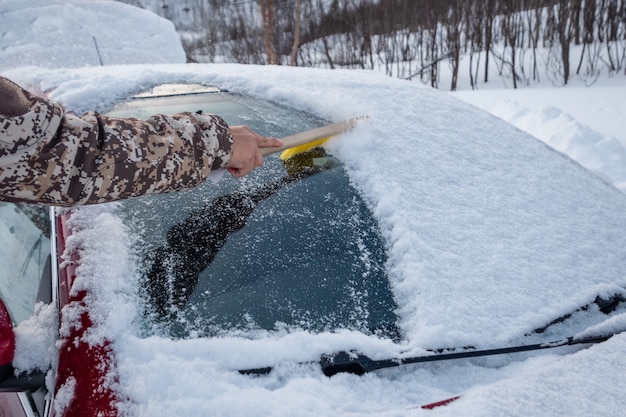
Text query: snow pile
454 85 626 192
12 302 58 374
0 0 185 71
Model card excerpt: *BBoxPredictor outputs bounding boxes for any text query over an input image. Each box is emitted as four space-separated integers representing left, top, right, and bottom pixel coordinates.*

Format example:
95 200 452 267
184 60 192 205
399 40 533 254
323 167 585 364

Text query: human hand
227 125 283 178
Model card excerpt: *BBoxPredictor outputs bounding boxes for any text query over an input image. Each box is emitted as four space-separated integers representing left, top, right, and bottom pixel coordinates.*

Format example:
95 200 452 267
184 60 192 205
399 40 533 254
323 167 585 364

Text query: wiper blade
320 333 614 377
239 293 626 377
238 332 619 377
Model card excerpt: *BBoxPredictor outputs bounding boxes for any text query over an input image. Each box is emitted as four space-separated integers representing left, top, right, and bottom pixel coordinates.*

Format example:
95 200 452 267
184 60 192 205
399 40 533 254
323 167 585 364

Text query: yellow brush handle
261 118 361 157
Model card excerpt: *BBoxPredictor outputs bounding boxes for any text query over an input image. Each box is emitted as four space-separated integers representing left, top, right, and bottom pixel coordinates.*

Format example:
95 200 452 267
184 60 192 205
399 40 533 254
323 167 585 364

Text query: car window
109 89 401 341
0 203 51 324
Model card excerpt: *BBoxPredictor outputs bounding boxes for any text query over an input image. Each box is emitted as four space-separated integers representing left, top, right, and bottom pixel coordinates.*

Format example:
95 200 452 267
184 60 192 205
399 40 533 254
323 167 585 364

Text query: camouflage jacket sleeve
0 77 233 207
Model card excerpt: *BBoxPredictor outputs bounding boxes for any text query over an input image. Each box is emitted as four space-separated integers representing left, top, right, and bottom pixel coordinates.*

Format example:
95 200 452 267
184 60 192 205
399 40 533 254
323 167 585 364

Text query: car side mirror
0 299 15 382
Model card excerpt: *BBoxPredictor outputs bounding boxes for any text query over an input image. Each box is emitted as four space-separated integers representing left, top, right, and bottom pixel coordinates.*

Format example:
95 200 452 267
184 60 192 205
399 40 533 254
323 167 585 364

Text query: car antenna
92 36 104 66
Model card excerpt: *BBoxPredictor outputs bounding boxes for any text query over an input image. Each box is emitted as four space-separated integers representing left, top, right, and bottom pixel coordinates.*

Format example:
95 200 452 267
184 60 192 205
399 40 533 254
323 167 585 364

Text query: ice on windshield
111 91 401 339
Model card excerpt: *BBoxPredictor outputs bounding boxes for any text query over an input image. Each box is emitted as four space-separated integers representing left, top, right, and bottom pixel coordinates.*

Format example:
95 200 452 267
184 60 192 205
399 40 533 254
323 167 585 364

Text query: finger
228 164 250 178
227 167 241 178
257 137 283 148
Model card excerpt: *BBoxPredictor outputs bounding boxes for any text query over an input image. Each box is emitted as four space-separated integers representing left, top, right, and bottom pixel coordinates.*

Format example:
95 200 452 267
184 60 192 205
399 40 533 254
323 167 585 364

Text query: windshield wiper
239 331 620 377
321 293 626 376
239 292 626 377
319 332 615 377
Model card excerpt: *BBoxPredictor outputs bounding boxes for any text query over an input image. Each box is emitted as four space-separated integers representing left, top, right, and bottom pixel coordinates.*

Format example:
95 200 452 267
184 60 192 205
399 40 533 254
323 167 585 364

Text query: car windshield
109 87 401 340
0 203 51 325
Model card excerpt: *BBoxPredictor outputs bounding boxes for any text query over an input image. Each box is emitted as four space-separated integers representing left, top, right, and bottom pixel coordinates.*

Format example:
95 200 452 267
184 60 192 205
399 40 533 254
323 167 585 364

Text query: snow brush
208 117 362 183
261 117 363 160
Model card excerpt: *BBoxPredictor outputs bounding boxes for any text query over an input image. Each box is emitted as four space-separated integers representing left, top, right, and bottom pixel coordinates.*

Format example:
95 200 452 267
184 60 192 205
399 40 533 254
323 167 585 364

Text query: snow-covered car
0 82 403 417
3 63 626 417
2 1 626 416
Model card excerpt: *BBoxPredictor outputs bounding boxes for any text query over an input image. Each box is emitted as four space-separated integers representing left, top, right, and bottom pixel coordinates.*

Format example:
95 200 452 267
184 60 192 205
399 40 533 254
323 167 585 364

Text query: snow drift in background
0 0 185 71
454 86 626 192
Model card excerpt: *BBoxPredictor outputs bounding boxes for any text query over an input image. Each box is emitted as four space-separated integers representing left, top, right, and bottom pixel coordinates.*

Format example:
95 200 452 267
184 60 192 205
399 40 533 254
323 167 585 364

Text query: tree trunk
483 0 495 83
289 0 302 66
259 0 279 65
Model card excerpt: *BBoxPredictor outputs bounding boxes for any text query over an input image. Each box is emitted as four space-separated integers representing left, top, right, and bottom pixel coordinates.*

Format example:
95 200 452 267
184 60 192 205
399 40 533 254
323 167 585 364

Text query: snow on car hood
8 64 626 415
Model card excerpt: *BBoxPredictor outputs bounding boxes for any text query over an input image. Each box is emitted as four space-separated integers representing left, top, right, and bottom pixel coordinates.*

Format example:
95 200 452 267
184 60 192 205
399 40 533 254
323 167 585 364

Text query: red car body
53 211 119 417
0 209 119 417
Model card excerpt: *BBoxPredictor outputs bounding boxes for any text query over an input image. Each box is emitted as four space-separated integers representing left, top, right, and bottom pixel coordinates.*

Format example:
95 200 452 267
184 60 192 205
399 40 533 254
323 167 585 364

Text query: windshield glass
110 89 401 340
0 203 51 324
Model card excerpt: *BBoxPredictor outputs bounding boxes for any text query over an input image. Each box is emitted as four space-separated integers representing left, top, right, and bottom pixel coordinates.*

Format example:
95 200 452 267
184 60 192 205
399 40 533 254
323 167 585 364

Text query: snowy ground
2 1 626 417
452 78 626 192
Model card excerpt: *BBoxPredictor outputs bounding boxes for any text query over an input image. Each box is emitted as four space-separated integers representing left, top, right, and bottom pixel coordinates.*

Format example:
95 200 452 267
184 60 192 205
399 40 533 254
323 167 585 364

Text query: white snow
1 1 626 416
0 0 185 71
12 302 58 374
453 83 626 192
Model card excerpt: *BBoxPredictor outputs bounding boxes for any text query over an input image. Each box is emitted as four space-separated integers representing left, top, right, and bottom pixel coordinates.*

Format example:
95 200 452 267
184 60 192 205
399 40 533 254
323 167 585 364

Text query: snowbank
454 85 626 192
0 0 185 71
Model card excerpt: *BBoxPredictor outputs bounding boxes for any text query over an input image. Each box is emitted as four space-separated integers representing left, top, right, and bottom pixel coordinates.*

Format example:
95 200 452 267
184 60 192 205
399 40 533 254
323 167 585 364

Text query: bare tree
464 0 484 89
446 0 464 90
290 0 303 66
259 0 279 64
555 0 573 85
483 0 496 83
603 0 625 73
119 0 626 88
494 0 524 88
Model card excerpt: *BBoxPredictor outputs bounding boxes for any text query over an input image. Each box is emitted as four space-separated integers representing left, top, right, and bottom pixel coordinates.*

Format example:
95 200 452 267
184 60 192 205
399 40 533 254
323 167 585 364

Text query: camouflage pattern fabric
0 77 233 206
